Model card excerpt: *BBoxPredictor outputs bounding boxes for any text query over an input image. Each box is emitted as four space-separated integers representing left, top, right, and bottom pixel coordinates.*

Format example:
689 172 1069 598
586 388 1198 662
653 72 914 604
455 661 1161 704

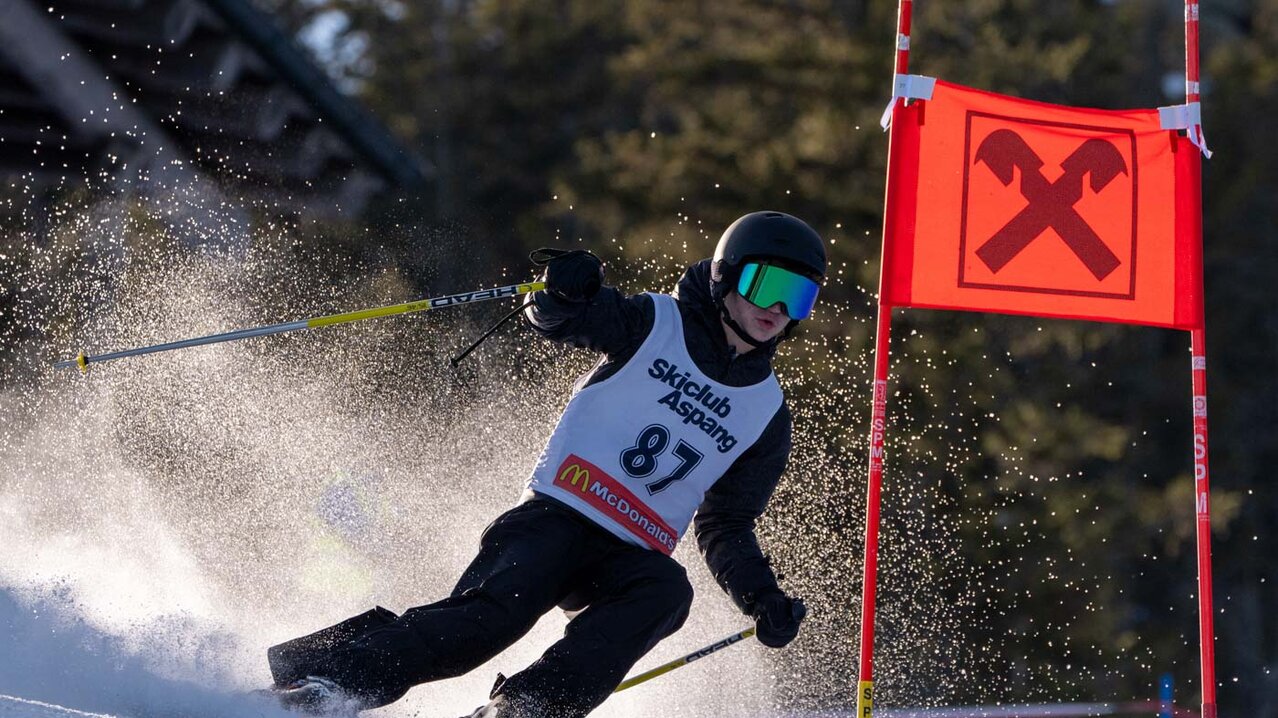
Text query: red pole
1184 1 1205 145
857 3 913 716
1190 329 1217 718
1184 3 1216 716
857 308 892 718
893 0 914 75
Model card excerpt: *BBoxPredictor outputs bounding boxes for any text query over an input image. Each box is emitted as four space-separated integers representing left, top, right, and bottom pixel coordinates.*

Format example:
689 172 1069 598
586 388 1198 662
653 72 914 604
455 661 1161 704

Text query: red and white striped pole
1185 1 1207 150
1190 330 1217 718
857 2 913 716
1184 2 1217 717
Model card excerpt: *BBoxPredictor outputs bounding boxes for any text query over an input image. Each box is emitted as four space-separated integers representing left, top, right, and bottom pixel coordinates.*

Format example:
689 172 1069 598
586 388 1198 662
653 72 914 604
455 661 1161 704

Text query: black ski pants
270 498 694 716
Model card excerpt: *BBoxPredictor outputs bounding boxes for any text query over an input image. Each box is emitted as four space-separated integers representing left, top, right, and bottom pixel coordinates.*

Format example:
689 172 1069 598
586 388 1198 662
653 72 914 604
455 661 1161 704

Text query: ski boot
271 676 362 716
459 695 538 718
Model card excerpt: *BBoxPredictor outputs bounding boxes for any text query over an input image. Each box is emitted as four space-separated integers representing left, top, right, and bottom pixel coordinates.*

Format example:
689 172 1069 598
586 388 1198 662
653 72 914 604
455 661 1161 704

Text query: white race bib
525 294 783 553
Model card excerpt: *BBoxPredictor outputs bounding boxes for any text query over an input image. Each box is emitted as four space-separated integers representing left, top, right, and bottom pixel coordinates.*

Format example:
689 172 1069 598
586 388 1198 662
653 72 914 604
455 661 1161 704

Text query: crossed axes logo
973 129 1129 281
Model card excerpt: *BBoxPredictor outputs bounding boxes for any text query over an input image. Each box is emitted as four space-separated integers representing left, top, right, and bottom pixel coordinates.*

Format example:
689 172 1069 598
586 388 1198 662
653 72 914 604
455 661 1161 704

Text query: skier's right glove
752 591 807 648
530 247 604 303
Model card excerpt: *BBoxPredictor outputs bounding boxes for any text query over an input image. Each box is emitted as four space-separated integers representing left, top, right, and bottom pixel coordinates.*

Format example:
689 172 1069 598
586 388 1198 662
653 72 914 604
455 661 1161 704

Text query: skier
266 211 826 717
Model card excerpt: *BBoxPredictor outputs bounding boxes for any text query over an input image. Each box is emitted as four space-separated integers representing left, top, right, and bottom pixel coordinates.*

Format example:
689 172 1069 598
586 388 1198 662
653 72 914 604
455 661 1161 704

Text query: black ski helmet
710 211 827 306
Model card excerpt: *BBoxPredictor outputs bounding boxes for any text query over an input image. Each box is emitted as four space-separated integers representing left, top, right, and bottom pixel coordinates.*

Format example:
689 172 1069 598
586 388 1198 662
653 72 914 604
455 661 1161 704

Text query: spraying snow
0 209 789 717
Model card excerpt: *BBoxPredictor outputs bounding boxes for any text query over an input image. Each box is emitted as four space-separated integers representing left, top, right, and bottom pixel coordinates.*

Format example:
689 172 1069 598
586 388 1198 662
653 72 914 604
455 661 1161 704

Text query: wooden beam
0 0 246 246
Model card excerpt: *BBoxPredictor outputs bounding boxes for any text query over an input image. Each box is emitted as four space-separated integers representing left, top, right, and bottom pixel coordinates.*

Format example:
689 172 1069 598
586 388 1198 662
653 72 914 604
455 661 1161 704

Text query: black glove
530 247 603 303
752 592 806 648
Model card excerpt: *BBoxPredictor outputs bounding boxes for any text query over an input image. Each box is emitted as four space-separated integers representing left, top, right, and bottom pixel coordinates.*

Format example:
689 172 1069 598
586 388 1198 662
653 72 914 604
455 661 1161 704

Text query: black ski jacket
525 259 789 615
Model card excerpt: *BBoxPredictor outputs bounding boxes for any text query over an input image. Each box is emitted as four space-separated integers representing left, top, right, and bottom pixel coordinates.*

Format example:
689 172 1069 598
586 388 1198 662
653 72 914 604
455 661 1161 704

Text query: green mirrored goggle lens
736 262 820 320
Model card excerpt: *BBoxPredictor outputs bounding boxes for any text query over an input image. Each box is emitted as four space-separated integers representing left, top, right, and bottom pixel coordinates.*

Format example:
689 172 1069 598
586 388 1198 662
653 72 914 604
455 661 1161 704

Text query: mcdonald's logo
556 463 592 493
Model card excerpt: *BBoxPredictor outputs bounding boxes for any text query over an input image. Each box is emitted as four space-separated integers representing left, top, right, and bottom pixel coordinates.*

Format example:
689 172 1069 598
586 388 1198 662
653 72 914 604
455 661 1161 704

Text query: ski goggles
736 262 821 320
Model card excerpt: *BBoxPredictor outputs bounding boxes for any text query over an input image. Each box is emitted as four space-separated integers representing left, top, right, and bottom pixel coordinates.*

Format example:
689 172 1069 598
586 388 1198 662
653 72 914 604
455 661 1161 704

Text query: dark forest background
3 0 1272 714
264 0 1276 714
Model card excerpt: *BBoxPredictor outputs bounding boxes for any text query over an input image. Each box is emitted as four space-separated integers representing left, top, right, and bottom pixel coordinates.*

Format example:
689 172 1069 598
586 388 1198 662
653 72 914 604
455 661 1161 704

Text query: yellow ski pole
612 600 806 694
53 281 545 372
612 627 757 694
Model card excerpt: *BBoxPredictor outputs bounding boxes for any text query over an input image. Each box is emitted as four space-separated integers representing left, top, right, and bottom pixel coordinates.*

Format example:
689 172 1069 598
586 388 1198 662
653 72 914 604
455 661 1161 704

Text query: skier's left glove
530 247 603 303
752 591 807 648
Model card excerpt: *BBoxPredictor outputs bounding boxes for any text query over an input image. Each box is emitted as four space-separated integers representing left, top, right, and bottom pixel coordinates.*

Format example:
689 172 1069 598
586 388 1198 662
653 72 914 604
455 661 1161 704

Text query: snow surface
0 690 278 718
0 696 115 718
0 693 1153 718
0 586 303 718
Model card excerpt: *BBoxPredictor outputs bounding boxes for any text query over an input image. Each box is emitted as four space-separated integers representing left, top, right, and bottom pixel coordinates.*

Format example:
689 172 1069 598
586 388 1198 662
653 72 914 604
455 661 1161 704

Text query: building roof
0 0 431 220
